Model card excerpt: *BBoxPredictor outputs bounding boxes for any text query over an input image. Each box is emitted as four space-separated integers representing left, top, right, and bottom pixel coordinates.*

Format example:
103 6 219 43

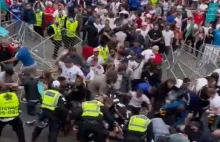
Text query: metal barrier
164 42 220 83
31 28 82 65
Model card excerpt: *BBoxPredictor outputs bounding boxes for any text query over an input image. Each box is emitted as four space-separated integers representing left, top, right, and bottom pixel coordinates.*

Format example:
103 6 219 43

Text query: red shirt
135 17 143 28
5 0 11 5
82 46 94 60
193 13 204 26
44 7 55 23
154 53 162 64
7 44 14 54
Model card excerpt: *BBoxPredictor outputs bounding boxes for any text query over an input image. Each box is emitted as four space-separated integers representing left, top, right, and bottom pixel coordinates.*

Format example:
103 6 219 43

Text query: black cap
4 65 14 75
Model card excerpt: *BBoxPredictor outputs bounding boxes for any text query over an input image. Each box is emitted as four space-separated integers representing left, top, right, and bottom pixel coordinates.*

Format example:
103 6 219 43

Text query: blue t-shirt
15 47 35 66
10 5 23 20
213 29 220 46
166 16 175 23
136 83 151 94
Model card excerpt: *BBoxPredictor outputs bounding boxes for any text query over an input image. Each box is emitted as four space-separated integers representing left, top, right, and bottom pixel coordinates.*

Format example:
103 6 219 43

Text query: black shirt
148 29 162 40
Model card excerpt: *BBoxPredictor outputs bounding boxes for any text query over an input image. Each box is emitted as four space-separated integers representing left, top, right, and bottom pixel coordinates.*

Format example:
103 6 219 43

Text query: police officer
48 20 62 59
72 96 118 142
31 80 68 142
0 85 26 142
34 8 44 37
123 111 153 142
63 16 78 49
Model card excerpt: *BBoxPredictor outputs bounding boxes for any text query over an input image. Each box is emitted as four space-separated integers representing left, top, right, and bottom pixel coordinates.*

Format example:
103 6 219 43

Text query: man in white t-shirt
128 89 152 114
199 2 208 14
207 88 220 116
141 45 159 61
55 58 84 83
162 25 174 54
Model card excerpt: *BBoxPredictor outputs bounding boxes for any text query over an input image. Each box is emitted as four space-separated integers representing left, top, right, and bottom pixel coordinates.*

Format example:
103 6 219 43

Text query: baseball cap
52 80 60 88
168 133 189 142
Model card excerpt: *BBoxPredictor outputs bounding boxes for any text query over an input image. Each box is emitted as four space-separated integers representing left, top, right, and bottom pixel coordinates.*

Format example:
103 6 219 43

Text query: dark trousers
32 110 61 142
27 101 38 116
52 40 62 58
128 105 141 115
165 46 170 55
33 26 44 37
63 36 77 49
124 134 145 142
0 117 26 142
78 122 108 142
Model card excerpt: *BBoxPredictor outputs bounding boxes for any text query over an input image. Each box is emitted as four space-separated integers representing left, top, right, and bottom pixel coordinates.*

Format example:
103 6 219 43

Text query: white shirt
199 4 208 12
111 2 121 14
141 49 155 61
162 30 174 46
175 16 182 29
129 92 150 108
87 55 104 65
216 24 220 29
140 29 149 38
91 64 105 75
213 69 220 86
94 23 104 32
210 94 220 116
131 60 145 79
115 31 127 43
194 78 208 94
107 17 116 29
162 1 169 11
203 26 212 35
114 74 123 90
94 8 108 17
59 61 84 83
53 10 67 18
85 70 95 81
114 58 121 71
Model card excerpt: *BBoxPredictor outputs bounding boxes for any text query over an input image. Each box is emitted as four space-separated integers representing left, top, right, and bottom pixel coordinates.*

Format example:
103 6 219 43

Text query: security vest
56 15 66 28
66 19 78 38
82 100 103 117
51 24 62 41
97 45 109 63
0 92 19 118
35 11 43 27
128 115 151 132
41 89 61 111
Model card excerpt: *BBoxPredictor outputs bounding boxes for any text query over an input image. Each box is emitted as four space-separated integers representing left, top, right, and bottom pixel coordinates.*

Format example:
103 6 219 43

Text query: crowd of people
1 0 220 142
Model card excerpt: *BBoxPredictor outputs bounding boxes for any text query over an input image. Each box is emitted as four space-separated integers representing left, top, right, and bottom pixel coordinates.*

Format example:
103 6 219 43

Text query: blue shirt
213 29 220 46
10 5 23 20
137 83 151 94
15 47 35 66
130 46 142 56
166 16 175 23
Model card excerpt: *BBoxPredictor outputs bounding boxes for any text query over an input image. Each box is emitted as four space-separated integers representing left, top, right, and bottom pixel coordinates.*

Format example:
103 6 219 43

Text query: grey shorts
22 62 37 75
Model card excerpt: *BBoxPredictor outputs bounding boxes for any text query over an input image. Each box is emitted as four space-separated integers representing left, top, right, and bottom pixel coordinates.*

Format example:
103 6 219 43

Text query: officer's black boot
32 127 43 142
48 131 58 142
